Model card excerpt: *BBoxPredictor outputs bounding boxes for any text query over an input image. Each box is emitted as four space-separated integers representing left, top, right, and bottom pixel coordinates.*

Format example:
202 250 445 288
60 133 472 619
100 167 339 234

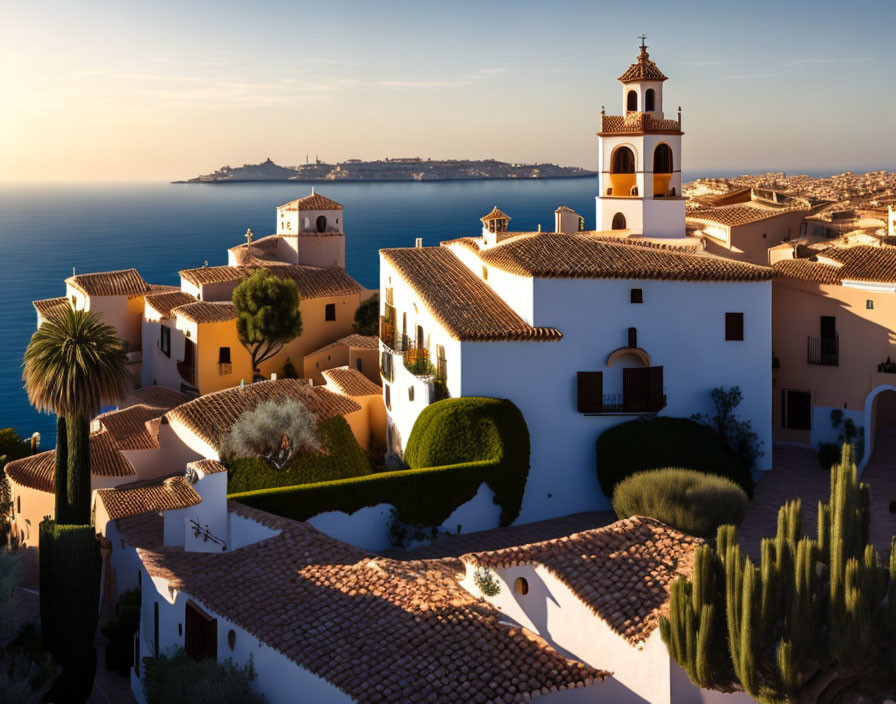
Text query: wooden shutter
648 366 664 410
577 372 603 413
186 601 217 661
623 367 646 412
725 313 744 341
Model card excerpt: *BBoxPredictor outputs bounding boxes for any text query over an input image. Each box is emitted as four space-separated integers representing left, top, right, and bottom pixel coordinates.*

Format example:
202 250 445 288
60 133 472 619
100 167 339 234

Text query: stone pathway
739 438 896 558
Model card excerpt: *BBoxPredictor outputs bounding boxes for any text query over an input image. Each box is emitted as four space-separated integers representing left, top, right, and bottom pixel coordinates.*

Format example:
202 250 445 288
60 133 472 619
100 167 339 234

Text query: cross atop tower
638 34 647 52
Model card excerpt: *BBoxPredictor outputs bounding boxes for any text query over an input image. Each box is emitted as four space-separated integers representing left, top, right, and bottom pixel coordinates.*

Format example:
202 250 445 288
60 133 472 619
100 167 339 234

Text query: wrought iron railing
808 336 838 366
582 393 667 415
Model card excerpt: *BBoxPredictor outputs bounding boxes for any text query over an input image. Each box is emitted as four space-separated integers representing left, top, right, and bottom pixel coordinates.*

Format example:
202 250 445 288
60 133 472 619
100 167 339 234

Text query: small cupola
480 206 512 247
619 36 667 117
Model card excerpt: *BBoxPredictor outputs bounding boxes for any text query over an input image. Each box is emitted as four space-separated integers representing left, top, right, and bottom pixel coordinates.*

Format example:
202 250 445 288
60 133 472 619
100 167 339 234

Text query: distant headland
173 157 596 183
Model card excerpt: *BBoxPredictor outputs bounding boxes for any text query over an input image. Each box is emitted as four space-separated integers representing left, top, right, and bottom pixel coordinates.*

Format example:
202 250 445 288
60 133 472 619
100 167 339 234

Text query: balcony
583 392 667 415
379 316 398 351
807 336 838 366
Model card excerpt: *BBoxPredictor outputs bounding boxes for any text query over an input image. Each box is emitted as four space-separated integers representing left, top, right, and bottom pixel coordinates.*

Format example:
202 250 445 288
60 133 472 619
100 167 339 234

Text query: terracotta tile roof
180 265 249 286
599 113 681 135
555 205 577 213
307 334 379 356
322 367 382 397
772 259 843 284
136 507 607 703
260 264 361 299
462 516 702 644
179 264 360 299
278 192 344 211
686 205 806 227
147 284 181 294
817 245 896 283
95 404 164 451
165 379 361 454
172 301 238 324
96 475 201 522
618 47 667 83
131 386 191 409
187 459 227 475
32 297 71 319
380 247 563 342
116 511 164 550
440 236 482 253
478 233 773 282
66 268 149 297
144 290 197 318
5 428 136 493
480 205 511 222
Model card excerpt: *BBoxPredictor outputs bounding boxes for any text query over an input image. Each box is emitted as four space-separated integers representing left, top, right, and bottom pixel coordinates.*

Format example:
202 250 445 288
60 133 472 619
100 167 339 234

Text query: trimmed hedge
612 468 748 537
596 416 754 500
39 520 102 704
143 649 267 704
226 416 372 493
232 397 530 527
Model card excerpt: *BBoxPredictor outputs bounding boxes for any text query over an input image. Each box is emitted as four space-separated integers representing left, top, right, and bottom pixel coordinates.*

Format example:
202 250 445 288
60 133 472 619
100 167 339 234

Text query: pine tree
660 444 896 703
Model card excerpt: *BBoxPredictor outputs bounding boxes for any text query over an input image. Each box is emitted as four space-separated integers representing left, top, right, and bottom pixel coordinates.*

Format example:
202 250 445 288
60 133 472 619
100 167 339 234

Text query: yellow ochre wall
772 278 896 443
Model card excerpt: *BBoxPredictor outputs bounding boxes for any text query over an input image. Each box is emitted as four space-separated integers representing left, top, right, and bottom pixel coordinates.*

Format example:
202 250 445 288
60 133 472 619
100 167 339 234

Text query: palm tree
23 309 130 524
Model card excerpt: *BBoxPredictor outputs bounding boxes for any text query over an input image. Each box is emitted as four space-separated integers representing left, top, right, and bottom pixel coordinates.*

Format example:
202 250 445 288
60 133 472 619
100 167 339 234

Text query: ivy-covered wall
230 397 530 528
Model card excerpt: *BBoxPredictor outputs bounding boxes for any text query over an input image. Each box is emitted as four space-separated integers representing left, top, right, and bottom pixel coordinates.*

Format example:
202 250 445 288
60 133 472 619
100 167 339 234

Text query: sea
0 172 795 447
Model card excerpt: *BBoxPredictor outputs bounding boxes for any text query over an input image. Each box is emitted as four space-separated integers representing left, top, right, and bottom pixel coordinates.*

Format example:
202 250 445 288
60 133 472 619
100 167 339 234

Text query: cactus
659 444 896 703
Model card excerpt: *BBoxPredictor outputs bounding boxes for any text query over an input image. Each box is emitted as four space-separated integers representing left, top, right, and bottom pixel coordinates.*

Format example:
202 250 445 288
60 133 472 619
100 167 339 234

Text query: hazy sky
2 0 894 181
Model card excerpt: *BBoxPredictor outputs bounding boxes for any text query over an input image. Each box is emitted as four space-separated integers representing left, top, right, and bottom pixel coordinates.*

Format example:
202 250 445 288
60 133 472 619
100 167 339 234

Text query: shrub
818 409 863 469
101 589 141 676
232 398 531 528
142 649 267 704
227 416 371 493
222 399 321 466
353 292 379 336
612 468 748 537
596 416 754 500
39 521 101 704
691 386 763 470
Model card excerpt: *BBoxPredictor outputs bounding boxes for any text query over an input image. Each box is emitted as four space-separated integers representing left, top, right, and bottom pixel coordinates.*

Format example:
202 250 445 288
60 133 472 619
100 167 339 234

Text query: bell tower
595 37 685 238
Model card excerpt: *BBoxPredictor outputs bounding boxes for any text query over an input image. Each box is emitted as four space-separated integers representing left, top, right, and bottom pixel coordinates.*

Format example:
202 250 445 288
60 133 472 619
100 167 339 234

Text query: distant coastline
173 157 596 184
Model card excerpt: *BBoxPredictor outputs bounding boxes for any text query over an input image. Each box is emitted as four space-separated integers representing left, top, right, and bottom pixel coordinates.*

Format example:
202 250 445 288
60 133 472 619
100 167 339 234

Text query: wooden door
185 601 217 661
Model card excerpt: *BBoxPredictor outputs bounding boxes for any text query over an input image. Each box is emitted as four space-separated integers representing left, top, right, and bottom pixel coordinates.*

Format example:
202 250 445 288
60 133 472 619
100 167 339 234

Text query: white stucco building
378 45 773 524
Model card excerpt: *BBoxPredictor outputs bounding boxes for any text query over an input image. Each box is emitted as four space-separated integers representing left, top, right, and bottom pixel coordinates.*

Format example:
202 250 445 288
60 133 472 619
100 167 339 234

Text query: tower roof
480 206 511 223
278 191 344 211
618 37 667 84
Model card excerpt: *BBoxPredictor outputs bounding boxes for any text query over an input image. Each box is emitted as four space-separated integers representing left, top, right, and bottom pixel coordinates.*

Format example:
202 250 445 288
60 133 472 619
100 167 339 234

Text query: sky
2 0 895 181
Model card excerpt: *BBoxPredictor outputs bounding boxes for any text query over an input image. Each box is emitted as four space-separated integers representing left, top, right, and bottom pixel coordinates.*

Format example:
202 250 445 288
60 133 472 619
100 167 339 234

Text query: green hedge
226 416 372 494
612 468 748 537
39 520 102 704
143 649 267 704
232 397 530 527
596 416 754 500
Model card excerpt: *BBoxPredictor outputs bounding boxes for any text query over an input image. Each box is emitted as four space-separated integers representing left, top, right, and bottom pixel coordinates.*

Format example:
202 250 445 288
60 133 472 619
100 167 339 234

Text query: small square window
867 299 874 310
630 288 643 304
218 347 231 364
325 303 336 321
725 313 744 341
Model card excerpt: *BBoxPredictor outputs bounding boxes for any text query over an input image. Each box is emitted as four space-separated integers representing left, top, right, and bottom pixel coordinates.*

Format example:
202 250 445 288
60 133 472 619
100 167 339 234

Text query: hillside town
3 40 896 704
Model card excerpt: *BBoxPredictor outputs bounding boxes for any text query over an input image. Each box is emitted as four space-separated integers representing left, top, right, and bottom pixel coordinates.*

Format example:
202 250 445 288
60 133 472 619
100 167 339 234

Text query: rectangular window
384 384 391 411
782 389 811 430
325 303 336 321
820 316 836 339
577 371 603 413
185 601 217 662
355 358 363 372
218 347 231 364
159 325 171 358
725 313 744 341
408 386 414 402
867 299 874 310
630 288 643 304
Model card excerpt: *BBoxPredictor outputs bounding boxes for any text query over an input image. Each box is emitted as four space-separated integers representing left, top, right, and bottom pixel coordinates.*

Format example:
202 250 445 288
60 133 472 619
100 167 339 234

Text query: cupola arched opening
611 146 636 174
315 215 327 233
626 90 638 112
645 88 656 112
612 212 627 230
653 143 673 174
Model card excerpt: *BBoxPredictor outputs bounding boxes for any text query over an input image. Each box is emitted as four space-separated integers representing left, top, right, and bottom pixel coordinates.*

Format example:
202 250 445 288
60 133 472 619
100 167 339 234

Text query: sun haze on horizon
2 0 894 182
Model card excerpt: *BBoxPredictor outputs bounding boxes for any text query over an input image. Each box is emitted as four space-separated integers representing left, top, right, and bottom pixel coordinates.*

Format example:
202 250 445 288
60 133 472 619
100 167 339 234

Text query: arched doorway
609 146 636 198
653 143 673 197
626 90 638 112
860 385 896 473
612 212 627 230
645 88 656 112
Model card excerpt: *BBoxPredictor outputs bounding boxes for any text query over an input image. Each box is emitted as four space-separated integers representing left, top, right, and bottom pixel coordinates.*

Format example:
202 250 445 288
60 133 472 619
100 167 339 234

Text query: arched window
653 143 673 174
611 147 635 174
514 577 529 595
315 215 327 233
645 88 656 112
626 90 638 112
612 213 627 230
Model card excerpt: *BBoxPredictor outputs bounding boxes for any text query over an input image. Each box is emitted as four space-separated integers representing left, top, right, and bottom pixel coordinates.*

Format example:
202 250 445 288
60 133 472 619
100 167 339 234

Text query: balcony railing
380 316 397 350
808 336 838 366
582 393 667 415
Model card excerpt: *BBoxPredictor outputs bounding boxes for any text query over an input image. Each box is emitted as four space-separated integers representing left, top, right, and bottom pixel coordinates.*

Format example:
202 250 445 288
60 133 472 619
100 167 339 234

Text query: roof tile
322 367 382 397
66 269 149 297
96 475 201 522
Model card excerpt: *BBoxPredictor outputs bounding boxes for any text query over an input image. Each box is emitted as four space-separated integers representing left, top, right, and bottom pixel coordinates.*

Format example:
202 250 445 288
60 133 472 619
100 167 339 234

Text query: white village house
379 44 773 523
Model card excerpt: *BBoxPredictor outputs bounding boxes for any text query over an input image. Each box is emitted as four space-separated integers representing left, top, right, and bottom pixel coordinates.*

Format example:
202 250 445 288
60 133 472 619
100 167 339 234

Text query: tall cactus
659 444 896 703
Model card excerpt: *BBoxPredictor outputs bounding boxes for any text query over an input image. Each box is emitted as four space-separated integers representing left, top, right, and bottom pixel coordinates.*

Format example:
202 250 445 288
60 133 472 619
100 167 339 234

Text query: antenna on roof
311 186 315 195
72 266 76 276
203 261 209 268
240 379 245 390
